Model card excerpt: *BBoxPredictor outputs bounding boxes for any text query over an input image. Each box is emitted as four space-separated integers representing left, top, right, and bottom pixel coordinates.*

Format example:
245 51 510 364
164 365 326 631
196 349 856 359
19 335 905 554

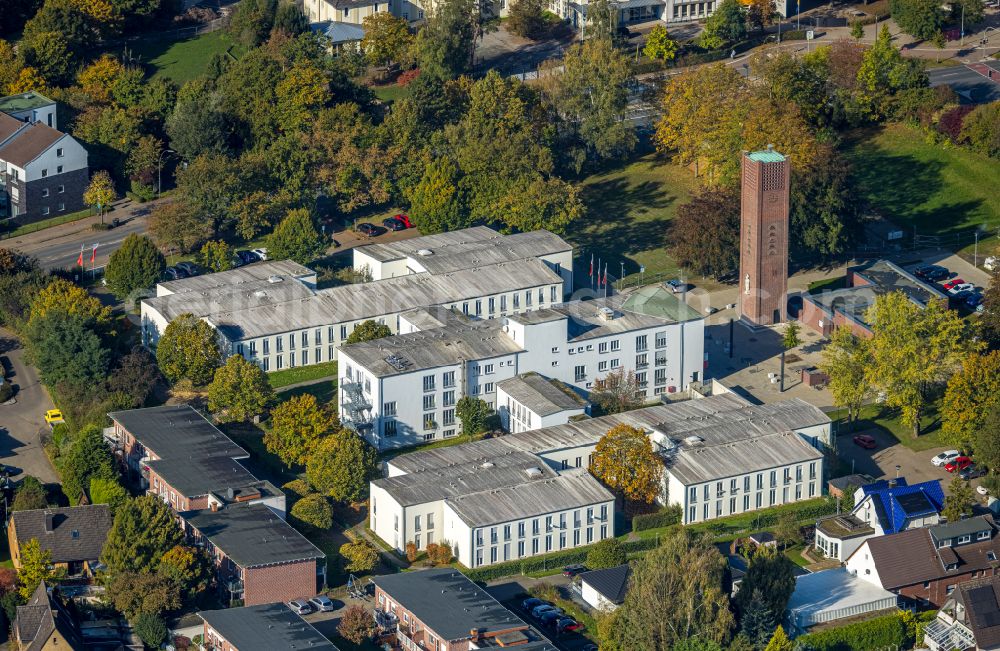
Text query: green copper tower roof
0 92 55 114
747 148 786 163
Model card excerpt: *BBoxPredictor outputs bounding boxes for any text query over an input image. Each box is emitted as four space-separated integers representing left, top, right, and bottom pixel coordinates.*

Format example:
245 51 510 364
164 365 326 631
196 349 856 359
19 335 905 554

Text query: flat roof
145 455 262 497
621 285 704 323
145 275 316 325
375 458 560 507
496 373 587 417
199 603 338 651
747 149 786 163
386 436 544 475
109 405 247 462
787 568 896 618
509 295 685 341
371 569 548 644
357 226 500 263
156 260 316 296
0 92 55 114
407 231 572 275
183 502 325 568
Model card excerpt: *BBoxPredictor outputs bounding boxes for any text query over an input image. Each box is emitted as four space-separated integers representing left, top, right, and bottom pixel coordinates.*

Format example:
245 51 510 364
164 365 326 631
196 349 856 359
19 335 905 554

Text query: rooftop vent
267 275 283 284
481 461 495 469
416 249 434 256
385 354 412 371
597 307 615 321
684 435 704 446
253 290 267 298
525 467 543 479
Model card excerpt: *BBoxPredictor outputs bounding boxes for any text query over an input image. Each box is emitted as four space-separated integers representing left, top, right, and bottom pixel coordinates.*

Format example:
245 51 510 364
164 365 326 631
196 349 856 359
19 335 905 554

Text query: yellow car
44 409 65 426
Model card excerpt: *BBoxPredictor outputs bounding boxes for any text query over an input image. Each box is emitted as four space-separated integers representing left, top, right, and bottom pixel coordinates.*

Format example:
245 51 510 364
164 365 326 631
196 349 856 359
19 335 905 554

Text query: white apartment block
140 228 570 371
338 289 705 450
497 374 588 434
368 391 832 565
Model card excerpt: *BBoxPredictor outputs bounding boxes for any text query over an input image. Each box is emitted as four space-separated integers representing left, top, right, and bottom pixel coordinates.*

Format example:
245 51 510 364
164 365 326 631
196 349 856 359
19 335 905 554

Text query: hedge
633 506 682 532
795 612 909 651
462 537 660 583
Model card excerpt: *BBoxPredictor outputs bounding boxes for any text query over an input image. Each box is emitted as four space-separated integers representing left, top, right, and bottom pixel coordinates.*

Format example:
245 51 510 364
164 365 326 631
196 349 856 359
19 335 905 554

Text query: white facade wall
4 103 57 129
581 581 619 612
24 135 87 182
496 387 586 434
303 0 392 24
844 541 886 588
815 529 874 563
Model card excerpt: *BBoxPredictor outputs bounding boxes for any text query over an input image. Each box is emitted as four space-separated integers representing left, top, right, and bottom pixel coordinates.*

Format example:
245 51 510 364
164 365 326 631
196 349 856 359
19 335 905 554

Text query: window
475 300 482 316
462 302 469 315
500 295 507 311
551 286 557 302
301 350 308 365
483 363 494 374
289 333 295 350
423 375 435 392
42 207 49 215
315 328 322 345
636 335 648 352
443 409 455 426
341 325 348 339
443 371 455 387
415 515 422 531
599 342 608 354
423 395 435 410
959 534 972 544
384 420 397 436
488 297 495 313
525 291 532 306
513 293 519 308
41 169 47 178
743 495 750 511
636 353 648 368
575 365 586 382
611 358 621 369
56 148 64 157
598 361 608 372
58 185 64 193
979 530 991 540
504 525 511 541
656 331 667 348
423 414 435 430
41 188 49 197
611 340 621 351
383 401 397 416
689 487 697 503
518 522 525 538
56 165 62 174
443 390 455 407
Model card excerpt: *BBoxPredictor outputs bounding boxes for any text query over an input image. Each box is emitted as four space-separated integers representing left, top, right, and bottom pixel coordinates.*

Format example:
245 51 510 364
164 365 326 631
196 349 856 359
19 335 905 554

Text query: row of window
474 506 609 546
240 347 331 371
458 288 551 317
474 525 609 566
687 464 819 503
687 483 817 522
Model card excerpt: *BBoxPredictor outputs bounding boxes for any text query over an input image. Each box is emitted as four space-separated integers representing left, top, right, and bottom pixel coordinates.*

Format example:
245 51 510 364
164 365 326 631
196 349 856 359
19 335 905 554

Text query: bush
586 538 627 569
290 494 333 531
133 612 168 648
340 540 379 573
464 537 659 582
0 382 12 403
796 612 910 651
632 505 682 532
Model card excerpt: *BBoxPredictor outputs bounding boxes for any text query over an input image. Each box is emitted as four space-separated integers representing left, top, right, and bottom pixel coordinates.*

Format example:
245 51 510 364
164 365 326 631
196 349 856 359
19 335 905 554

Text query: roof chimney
210 502 219 512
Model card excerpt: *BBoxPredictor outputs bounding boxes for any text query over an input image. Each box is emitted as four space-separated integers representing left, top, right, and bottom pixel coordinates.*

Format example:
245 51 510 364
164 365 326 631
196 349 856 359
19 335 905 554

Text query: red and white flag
589 253 594 278
91 243 98 264
76 246 83 267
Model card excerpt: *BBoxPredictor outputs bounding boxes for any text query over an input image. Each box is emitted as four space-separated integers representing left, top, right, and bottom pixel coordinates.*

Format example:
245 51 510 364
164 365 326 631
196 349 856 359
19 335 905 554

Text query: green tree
413 0 476 78
29 278 112 329
584 0 617 39
266 208 325 264
157 545 210 598
100 496 184 579
18 30 74 85
265 394 336 467
507 0 546 39
890 0 945 40
456 396 493 438
739 595 778 650
857 25 928 120
11 476 48 512
133 612 168 648
199 240 233 273
149 200 213 255
107 571 181 618
166 80 231 160
851 20 865 40
306 429 379 503
782 321 801 349
789 152 863 261
590 424 663 504
345 320 392 344
865 292 976 436
960 101 1000 159
89 477 129 514
735 546 796 630
361 12 413 67
275 62 331 132
942 352 1000 450
943 474 975 522
976 405 1000 472
17 539 61 599
764 625 793 651
83 170 117 222
603 529 734 649
228 0 277 47
290 493 333 530
107 346 160 409
700 0 746 48
272 1 307 35
407 158 465 234
820 327 872 424
155 314 222 386
104 234 166 300
59 424 116 504
207 355 275 423
339 541 379 573
24 311 109 391
667 185 740 279
586 538 627 569
644 25 679 61
590 368 641 414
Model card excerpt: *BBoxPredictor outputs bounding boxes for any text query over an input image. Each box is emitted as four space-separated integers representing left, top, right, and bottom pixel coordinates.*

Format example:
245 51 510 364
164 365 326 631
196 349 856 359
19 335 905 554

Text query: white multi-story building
368 391 832 565
338 289 705 449
140 227 570 371
497 373 588 433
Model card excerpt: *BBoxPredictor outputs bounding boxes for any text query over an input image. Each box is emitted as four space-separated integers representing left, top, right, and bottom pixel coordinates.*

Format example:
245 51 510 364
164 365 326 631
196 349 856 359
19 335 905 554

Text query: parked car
522 597 544 612
162 266 188 281
960 465 986 480
948 283 975 296
557 617 584 633
914 264 948 280
531 604 557 618
394 214 413 228
942 277 965 290
383 217 406 231
356 222 380 236
252 248 269 261
309 595 335 612
932 450 961 466
540 611 564 628
44 409 65 426
235 250 259 265
175 262 200 277
852 434 877 449
562 564 586 577
288 599 313 615
967 295 985 310
946 456 974 473
666 279 694 293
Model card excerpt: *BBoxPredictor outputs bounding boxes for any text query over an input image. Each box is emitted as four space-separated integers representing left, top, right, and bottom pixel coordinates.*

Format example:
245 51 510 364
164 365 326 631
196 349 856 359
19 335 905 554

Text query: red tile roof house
845 516 1000 608
924 575 1000 651
107 405 325 606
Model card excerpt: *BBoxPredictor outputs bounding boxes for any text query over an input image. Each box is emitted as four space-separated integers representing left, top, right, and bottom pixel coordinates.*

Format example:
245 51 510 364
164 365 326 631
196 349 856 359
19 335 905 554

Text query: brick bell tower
739 146 790 327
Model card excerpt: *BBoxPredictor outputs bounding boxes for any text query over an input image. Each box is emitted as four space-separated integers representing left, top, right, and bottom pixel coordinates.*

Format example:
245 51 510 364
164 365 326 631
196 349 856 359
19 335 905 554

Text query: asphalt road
0 332 60 485
928 62 1000 104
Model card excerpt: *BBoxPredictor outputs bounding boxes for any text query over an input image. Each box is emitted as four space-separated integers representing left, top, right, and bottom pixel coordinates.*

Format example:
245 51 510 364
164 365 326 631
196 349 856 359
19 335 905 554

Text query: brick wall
898 568 999 607
19 168 88 225
243 559 318 606
203 622 239 651
146 469 209 512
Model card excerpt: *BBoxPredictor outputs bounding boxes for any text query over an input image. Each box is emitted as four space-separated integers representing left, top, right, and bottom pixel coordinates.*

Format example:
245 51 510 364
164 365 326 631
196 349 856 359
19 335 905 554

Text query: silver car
288 598 313 615
310 595 335 612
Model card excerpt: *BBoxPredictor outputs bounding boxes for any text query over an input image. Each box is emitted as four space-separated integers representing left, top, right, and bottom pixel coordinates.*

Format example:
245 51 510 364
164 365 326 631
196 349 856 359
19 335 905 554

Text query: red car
853 435 877 449
943 278 966 290
394 214 413 229
945 456 973 473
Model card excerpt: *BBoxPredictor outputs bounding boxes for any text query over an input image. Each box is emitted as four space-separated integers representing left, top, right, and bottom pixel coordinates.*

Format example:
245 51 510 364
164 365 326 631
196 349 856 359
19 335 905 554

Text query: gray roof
509 295 684 341
109 405 247 462
399 306 472 331
375 459 559 507
666 430 823 485
340 321 521 378
803 259 947 331
371 569 554 646
145 455 263 498
144 274 316 325
183 502 325 568
930 517 996 542
404 230 572 275
444 471 613 527
11 505 112 564
156 260 315 296
0 91 55 114
386 435 545 475
15 582 83 651
621 284 704 323
497 374 587 417
311 20 365 43
208 258 562 341
200 603 338 651
579 564 630 604
355 226 504 263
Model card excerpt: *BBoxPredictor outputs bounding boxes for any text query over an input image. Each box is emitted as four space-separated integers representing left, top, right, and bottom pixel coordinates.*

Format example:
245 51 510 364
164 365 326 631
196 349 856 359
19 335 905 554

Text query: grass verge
830 402 944 452
128 30 245 84
268 361 338 389
1 207 97 240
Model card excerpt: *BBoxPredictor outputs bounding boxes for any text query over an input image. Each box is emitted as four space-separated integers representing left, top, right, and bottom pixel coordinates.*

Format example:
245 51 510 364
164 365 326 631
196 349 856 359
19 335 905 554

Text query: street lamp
157 148 177 198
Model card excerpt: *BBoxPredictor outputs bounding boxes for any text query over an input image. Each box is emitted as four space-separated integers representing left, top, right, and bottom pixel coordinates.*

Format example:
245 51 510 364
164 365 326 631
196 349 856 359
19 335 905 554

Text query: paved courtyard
0 332 60 485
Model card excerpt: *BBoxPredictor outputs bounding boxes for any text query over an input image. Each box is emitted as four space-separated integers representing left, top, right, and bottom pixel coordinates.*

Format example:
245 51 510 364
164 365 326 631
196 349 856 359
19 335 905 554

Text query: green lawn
573 150 703 290
830 402 945 452
372 84 413 104
278 381 337 406
843 124 1000 239
126 30 244 84
268 361 338 389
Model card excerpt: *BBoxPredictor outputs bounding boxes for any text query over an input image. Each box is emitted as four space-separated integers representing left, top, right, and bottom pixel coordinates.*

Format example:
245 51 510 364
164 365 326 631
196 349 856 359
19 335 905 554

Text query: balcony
923 617 975 651
373 608 398 633
396 623 428 650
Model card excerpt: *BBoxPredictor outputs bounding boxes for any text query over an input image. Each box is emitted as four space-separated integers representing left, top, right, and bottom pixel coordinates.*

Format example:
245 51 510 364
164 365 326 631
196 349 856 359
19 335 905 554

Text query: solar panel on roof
896 491 934 515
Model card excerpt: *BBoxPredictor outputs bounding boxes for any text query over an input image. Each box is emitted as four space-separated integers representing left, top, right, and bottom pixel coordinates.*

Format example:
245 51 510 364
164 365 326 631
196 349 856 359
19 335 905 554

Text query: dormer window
988 551 997 561
958 534 972 544
979 530 991 540
940 539 953 547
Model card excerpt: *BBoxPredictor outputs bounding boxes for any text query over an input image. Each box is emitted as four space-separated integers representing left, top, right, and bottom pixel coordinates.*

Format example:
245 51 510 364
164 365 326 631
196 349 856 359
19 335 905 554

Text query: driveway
0 332 60 485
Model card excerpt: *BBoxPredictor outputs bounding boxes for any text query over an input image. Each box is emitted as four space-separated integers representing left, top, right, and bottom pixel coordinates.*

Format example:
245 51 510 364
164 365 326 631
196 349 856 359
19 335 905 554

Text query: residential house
815 477 944 562
786 568 898 635
925 576 1000 651
371 568 556 650
8 505 112 577
497 373 589 434
0 93 89 225
13 582 84 651
846 516 1000 608
827 473 875 500
199 602 338 651
340 289 706 449
578 564 630 611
